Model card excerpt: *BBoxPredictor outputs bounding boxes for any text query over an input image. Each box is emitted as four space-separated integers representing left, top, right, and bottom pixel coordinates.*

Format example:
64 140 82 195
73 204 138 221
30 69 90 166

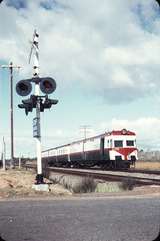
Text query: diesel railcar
42 129 137 169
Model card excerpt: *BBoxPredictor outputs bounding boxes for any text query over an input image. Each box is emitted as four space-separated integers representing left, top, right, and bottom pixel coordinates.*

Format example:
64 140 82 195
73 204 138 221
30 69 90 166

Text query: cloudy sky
1 0 160 158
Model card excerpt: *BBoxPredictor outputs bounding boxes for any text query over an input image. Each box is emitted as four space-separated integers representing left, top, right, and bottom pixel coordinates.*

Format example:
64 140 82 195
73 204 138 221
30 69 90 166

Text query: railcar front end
105 129 137 169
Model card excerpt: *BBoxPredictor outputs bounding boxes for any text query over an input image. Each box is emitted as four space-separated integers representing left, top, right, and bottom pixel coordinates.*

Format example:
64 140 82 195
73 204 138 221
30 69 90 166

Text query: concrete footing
32 184 49 192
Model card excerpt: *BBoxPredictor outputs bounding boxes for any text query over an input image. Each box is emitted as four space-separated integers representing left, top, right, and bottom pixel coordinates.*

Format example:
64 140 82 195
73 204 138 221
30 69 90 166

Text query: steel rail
25 164 160 186
89 167 160 175
47 167 160 185
123 169 160 175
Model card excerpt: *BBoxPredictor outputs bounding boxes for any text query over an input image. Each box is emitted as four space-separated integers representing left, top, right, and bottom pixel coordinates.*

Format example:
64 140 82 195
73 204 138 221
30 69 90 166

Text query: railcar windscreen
114 140 123 147
126 140 134 146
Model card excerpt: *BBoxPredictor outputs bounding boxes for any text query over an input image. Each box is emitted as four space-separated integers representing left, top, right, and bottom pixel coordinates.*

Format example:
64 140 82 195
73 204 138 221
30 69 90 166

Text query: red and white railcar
42 129 137 169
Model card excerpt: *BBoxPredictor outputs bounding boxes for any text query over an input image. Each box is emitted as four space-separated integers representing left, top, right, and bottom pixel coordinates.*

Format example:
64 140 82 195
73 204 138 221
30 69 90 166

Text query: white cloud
0 0 160 103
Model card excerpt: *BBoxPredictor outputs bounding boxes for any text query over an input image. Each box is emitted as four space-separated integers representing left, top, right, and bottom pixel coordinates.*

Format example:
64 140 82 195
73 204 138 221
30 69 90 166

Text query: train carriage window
110 139 112 147
114 140 123 147
106 139 109 147
126 140 134 146
100 138 105 156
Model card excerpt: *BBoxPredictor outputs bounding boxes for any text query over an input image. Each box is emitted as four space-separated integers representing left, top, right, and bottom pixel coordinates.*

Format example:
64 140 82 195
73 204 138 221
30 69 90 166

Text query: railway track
25 164 160 186
90 167 160 175
125 169 160 175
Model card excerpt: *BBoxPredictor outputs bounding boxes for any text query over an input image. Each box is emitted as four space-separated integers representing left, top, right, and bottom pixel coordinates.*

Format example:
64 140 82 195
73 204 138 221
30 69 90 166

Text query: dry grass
72 177 97 193
0 168 72 198
135 161 160 170
49 173 97 193
119 178 136 191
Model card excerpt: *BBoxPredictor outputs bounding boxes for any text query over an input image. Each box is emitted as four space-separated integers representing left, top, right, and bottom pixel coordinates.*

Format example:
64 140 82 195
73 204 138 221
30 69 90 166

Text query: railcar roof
42 129 136 153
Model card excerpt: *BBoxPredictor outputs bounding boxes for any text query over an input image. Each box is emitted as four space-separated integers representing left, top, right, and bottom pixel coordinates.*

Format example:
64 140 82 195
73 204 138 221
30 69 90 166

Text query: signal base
35 174 44 184
32 183 49 192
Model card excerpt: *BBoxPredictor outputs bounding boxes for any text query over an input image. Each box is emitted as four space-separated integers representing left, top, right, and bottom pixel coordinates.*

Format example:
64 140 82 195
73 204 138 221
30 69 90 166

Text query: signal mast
16 30 58 184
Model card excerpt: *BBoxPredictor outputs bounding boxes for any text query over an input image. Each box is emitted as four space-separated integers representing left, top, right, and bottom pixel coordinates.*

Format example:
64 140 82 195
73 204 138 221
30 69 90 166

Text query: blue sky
1 0 160 158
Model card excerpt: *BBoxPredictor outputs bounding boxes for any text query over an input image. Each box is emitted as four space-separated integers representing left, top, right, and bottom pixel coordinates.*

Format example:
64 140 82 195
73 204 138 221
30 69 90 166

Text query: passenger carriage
42 129 137 169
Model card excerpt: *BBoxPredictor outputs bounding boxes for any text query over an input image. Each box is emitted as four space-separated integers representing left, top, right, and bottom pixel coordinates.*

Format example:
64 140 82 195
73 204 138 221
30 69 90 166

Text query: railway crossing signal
40 96 58 112
16 79 32 96
18 95 37 115
155 0 160 7
16 77 56 97
16 76 58 115
18 94 58 115
40 77 56 94
16 30 58 185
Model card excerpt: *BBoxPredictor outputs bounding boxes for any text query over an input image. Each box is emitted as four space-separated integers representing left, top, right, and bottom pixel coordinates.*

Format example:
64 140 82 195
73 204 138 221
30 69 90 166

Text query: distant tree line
138 150 160 162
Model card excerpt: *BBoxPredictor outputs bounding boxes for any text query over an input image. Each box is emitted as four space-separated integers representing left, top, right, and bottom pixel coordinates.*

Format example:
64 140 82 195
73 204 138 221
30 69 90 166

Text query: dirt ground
135 161 160 170
0 168 159 199
0 168 71 199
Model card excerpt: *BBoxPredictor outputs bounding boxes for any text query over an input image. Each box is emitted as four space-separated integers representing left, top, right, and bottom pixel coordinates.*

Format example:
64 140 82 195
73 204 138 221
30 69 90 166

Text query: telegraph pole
2 136 6 170
80 125 91 159
80 125 91 140
1 62 21 168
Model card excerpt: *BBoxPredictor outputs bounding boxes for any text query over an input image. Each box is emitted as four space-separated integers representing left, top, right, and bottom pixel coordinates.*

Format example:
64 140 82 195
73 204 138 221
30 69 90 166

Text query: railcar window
126 140 134 146
114 140 123 147
107 140 109 147
110 140 112 147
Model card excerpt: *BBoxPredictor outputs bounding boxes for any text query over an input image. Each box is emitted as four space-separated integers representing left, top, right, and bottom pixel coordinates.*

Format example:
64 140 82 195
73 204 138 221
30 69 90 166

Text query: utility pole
2 136 6 170
19 156 21 169
80 125 91 140
80 125 91 160
1 62 21 168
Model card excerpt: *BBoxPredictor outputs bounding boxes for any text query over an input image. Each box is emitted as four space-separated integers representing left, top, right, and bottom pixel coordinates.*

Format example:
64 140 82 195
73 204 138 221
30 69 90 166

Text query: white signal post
31 30 43 183
16 30 57 186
